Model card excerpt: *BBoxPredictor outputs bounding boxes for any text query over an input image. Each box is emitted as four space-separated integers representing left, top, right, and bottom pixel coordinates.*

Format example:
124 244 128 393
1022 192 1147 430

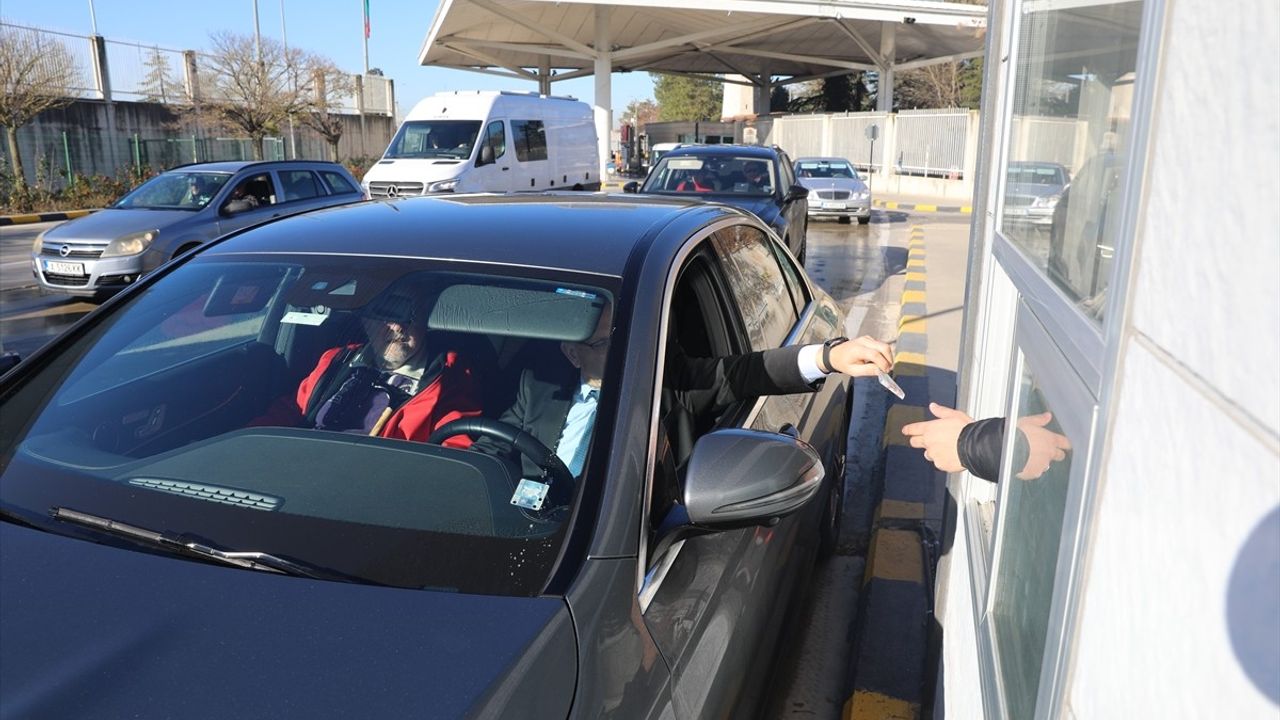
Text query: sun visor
429 283 607 342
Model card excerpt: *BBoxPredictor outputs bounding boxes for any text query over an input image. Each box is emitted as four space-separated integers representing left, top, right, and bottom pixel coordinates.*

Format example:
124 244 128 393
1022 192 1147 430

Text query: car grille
43 272 91 286
41 245 104 259
368 181 425 198
1005 195 1036 207
816 190 852 200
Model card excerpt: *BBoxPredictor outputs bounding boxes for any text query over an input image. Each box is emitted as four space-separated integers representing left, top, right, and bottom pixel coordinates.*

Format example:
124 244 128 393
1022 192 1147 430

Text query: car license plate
822 201 846 210
44 260 85 275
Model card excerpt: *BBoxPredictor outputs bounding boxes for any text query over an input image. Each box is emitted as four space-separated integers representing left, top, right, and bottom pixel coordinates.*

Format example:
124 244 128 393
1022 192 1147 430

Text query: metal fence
0 21 392 115
829 112 890 171
762 109 977 179
894 109 969 176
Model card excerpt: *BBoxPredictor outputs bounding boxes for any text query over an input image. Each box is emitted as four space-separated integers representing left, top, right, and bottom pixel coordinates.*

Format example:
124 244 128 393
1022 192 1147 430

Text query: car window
279 170 322 202
768 235 810 317
0 255 618 596
779 153 797 188
511 120 547 162
113 172 232 211
223 174 276 210
796 160 858 179
480 120 506 162
319 170 358 195
640 155 775 196
709 224 798 350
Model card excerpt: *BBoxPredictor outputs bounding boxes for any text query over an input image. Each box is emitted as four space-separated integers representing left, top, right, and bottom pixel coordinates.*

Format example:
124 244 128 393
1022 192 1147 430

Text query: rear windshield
641 155 775 196
384 120 483 160
0 255 618 596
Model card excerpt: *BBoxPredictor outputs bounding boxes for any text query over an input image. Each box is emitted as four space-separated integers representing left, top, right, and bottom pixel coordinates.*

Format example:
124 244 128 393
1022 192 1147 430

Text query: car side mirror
648 428 825 560
786 184 810 202
477 143 495 167
623 181 640 194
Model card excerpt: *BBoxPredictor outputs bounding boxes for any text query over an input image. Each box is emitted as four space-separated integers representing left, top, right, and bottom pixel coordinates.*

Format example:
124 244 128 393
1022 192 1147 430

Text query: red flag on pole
363 0 371 38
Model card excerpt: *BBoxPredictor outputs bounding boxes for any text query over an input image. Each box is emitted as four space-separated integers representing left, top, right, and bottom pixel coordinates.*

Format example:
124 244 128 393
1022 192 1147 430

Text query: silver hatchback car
31 160 364 298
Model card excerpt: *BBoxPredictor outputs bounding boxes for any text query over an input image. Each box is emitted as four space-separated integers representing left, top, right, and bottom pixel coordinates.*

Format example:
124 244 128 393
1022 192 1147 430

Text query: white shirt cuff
797 344 827 383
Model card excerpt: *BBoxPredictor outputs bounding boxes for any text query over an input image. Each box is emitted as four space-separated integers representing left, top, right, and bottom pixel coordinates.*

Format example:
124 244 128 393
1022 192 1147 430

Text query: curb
846 224 935 720
0 209 98 227
874 199 972 215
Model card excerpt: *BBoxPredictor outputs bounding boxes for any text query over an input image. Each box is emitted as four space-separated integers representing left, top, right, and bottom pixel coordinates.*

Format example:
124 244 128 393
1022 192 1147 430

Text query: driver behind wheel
273 282 482 447
472 303 613 481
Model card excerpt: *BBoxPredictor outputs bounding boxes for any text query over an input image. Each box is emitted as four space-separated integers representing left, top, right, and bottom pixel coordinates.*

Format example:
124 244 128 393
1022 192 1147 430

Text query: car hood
1005 182 1063 199
0 523 577 719
43 208 195 240
798 177 868 193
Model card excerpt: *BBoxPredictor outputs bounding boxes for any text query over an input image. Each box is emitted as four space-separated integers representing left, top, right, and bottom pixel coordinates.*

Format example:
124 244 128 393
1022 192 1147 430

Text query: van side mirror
477 143 495 167
623 181 640 194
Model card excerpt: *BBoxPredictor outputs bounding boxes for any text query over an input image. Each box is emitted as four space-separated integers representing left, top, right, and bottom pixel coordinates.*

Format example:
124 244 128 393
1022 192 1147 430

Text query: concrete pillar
354 74 368 157
538 57 551 96
753 72 772 116
593 6 612 184
182 50 201 102
876 23 896 113
89 35 111 102
387 77 396 120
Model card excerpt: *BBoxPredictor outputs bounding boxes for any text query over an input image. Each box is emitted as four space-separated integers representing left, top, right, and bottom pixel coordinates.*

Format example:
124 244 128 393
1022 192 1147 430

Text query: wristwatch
821 337 849 375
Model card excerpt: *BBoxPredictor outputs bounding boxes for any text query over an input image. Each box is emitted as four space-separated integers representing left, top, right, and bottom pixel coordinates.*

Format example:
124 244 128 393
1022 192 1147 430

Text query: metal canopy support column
753 70 772 116
877 22 896 113
538 56 551 95
593 5 612 183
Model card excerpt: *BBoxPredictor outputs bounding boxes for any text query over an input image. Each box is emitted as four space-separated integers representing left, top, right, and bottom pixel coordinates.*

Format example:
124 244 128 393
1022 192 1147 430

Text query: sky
4 0 657 118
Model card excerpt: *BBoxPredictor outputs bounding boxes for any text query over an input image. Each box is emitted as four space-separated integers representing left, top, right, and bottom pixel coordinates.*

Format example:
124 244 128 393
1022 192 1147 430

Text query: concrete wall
1066 1 1279 715
4 99 396 189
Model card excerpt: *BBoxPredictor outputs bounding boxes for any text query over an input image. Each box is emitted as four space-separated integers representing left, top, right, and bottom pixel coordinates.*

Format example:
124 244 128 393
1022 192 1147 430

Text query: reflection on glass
1001 0 1143 324
991 366 1075 719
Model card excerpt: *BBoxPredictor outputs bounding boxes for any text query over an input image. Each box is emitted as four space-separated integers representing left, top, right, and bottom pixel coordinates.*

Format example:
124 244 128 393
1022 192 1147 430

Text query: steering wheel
427 417 575 497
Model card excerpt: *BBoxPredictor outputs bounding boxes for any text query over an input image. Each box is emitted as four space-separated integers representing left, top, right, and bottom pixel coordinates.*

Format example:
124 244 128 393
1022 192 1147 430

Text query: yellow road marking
846 691 920 720
905 271 926 282
865 529 924 585
879 500 925 521
901 289 926 305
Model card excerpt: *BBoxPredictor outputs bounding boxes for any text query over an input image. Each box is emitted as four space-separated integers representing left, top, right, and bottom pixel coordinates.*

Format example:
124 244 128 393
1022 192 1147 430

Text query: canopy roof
419 0 988 87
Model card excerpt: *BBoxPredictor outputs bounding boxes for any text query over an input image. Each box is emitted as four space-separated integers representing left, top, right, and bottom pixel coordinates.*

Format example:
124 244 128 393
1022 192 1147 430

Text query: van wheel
572 184 584 191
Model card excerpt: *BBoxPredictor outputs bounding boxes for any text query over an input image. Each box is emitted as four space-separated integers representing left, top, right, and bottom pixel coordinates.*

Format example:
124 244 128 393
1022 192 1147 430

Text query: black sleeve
957 417 1006 482
664 342 815 407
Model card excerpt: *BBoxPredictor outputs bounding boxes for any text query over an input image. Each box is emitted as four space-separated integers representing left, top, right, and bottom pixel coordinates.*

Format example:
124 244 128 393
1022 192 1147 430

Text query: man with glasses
288 283 482 447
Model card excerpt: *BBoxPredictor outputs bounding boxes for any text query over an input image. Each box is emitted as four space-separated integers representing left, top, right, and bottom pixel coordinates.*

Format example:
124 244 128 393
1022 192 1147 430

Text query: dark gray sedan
0 194 850 718
30 160 364 298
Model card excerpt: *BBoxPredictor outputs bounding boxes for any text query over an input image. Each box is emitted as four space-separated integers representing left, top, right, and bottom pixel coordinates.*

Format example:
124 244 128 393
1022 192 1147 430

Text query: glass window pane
991 363 1078 719
710 225 798 349
1001 0 1143 324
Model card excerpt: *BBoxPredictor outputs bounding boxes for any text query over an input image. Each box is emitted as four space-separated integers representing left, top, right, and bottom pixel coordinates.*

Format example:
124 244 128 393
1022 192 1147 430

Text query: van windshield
385 120 483 160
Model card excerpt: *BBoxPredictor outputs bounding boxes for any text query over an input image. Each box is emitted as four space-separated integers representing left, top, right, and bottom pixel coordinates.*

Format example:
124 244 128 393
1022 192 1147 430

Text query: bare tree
0 26 82 190
196 31 308 160
299 56 354 162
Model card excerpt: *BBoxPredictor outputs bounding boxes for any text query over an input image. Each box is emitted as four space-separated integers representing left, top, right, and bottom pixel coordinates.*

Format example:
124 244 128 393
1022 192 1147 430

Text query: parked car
0 193 851 719
30 160 364 298
794 156 873 225
362 90 600 197
1003 160 1070 228
625 144 810 264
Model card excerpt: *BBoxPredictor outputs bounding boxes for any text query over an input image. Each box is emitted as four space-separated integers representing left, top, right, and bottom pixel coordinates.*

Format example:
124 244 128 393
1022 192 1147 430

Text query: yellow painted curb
913 204 938 212
960 205 973 213
846 691 920 720
65 210 93 219
899 317 927 332
892 351 927 377
8 214 40 223
879 499 925 521
905 259 926 270
884 201 900 210
865 528 925 585
901 289 926 305
905 271 927 282
883 404 927 447
907 249 926 259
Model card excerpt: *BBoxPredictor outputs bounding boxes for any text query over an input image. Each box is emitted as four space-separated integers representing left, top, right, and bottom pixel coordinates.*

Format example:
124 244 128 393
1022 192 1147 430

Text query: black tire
818 450 846 559
857 216 871 225
838 216 852 224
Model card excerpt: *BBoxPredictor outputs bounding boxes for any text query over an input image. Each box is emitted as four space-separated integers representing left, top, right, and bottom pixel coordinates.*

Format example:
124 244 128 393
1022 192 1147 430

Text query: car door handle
501 167 509 171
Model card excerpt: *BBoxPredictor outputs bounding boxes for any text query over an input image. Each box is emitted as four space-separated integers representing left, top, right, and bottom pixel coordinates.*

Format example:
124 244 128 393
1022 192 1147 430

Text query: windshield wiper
50 507 341 581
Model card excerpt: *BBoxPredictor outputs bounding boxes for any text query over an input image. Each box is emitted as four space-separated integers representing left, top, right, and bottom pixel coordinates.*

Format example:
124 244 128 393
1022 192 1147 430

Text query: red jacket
291 344 481 448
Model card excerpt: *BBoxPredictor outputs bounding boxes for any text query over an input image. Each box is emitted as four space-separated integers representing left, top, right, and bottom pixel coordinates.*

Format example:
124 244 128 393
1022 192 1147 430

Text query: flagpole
362 0 370 74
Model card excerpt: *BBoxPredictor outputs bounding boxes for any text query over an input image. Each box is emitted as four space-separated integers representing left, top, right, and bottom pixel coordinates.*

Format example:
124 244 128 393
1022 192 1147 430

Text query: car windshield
0 255 617 596
384 120 483 160
112 172 233 211
641 155 775 196
796 160 859 180
1007 164 1066 185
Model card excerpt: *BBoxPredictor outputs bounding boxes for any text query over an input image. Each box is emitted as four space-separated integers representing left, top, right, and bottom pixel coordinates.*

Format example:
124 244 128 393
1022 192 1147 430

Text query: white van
363 91 600 197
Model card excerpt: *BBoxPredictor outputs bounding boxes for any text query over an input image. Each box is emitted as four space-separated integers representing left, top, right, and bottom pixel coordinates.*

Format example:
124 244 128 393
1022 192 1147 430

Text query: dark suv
626 144 810 263
31 160 364 298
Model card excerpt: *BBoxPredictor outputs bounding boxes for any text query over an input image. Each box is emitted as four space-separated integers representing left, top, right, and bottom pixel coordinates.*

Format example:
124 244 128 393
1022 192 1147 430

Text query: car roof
165 160 348 174
664 144 778 159
794 157 855 164
202 193 737 277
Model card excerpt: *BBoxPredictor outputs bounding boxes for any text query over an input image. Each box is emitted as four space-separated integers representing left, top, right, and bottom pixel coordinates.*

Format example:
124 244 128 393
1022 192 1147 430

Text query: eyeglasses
365 294 418 326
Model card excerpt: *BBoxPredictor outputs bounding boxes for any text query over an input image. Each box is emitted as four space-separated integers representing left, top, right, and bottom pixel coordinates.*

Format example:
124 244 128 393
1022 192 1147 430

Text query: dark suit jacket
477 343 818 479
